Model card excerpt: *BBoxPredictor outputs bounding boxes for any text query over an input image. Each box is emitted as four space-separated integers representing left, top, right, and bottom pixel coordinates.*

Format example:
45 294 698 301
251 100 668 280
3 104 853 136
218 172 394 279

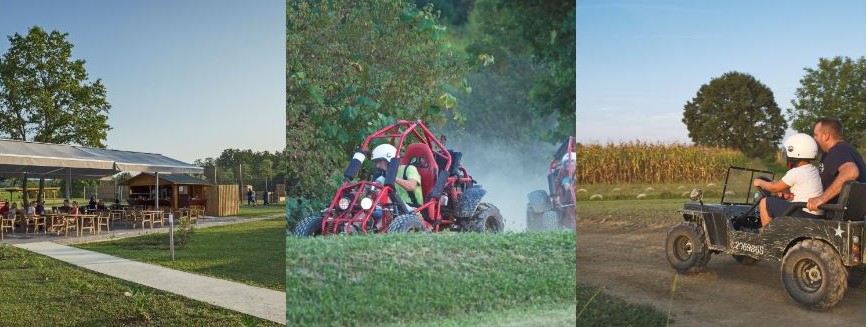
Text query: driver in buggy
368 143 423 226
752 133 824 228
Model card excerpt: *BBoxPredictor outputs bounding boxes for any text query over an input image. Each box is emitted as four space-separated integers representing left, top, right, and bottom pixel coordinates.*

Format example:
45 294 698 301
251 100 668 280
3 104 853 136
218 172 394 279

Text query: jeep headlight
338 197 351 210
360 197 373 210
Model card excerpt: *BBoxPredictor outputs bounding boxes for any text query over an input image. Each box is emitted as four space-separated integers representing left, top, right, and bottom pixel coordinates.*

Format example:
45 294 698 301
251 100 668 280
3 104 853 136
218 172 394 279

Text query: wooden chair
58 215 78 237
25 214 45 234
142 211 160 230
97 211 111 233
128 210 145 229
109 210 124 223
79 215 96 236
0 214 15 238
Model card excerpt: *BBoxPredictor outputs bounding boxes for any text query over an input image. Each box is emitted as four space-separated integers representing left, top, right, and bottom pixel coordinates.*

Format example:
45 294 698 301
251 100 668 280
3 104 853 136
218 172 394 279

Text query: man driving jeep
807 117 866 211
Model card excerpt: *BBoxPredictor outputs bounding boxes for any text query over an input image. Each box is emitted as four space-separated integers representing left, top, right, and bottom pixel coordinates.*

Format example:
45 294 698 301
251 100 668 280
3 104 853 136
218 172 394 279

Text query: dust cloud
448 135 555 232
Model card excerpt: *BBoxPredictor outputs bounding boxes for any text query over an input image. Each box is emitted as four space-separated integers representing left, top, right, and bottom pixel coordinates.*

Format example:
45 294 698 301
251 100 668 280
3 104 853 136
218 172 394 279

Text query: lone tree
682 72 787 158
788 56 866 147
0 26 111 203
0 26 111 147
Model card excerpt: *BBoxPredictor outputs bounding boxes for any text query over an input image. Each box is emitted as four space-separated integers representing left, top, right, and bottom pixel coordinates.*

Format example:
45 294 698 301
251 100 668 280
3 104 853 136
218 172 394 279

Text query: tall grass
577 142 748 184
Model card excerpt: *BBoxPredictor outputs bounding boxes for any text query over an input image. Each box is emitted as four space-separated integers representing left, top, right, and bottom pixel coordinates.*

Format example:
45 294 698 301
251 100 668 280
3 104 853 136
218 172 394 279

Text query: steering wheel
754 176 773 198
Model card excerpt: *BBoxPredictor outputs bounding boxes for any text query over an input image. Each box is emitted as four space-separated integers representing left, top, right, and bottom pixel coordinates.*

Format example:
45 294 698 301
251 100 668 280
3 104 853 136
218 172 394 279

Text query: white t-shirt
781 164 824 215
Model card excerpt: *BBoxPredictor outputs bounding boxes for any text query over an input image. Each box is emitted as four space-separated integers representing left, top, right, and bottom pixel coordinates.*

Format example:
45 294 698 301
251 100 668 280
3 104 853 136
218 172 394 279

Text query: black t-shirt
819 141 866 199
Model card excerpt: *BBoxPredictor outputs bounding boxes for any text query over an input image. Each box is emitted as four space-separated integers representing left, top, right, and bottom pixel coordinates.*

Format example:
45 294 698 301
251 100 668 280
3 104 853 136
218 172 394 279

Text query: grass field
286 232 576 326
237 204 287 218
76 218 285 291
0 244 278 326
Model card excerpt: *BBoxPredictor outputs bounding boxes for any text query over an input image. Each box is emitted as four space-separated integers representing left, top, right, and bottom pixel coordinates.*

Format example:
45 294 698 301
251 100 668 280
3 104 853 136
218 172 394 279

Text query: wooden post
172 185 178 209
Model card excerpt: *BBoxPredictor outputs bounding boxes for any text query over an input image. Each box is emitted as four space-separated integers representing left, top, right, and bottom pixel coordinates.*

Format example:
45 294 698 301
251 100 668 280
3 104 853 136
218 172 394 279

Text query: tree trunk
38 177 45 203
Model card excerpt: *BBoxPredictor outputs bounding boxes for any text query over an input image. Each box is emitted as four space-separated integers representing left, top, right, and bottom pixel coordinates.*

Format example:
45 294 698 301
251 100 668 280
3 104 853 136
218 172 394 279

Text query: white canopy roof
0 139 203 178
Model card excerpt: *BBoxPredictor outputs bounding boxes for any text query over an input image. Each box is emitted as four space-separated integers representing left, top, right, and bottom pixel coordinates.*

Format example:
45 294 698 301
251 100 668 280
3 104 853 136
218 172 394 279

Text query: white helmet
371 144 397 162
562 152 576 166
783 133 818 160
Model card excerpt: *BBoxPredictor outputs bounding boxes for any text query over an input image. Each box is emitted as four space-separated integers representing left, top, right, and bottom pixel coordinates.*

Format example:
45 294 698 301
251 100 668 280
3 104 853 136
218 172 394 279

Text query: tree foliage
0 26 111 147
682 72 787 158
194 149 286 191
461 0 575 142
415 0 474 26
789 56 866 147
286 0 472 199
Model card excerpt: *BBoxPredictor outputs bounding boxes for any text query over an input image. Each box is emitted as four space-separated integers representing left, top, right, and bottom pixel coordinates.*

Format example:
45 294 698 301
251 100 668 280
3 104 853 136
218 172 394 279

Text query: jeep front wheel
665 222 710 273
781 239 846 310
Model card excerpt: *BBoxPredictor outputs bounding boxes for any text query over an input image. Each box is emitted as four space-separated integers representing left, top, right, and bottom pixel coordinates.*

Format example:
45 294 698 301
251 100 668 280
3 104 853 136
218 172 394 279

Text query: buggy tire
540 210 562 231
665 222 710 274
469 203 504 233
387 213 428 233
781 239 847 310
527 190 551 213
294 215 323 237
847 266 865 289
733 255 760 265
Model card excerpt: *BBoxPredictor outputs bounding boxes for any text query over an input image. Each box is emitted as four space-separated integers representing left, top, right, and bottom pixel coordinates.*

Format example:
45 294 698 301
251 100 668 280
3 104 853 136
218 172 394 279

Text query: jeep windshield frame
721 166 775 205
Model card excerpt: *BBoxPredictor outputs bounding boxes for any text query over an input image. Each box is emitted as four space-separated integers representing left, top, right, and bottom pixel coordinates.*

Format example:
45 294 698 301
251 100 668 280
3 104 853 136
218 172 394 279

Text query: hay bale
636 193 647 199
589 194 603 200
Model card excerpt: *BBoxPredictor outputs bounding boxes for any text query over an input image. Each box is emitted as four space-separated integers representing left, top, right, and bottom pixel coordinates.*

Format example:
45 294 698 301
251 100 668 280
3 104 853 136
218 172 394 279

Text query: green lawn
286 232 576 326
76 218 285 291
0 244 279 327
238 204 287 218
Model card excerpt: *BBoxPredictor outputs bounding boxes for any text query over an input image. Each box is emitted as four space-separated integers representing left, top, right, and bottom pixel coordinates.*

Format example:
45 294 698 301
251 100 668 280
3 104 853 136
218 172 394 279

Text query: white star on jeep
833 223 845 238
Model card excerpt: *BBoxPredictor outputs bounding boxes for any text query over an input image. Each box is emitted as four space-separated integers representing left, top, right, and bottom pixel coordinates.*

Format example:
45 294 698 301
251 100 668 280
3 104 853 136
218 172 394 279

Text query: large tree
0 26 111 204
682 72 787 158
0 26 111 147
788 56 866 147
287 0 472 200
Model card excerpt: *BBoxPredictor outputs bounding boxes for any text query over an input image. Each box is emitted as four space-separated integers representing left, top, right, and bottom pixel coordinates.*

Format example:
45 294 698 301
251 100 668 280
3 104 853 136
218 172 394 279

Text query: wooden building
121 173 211 210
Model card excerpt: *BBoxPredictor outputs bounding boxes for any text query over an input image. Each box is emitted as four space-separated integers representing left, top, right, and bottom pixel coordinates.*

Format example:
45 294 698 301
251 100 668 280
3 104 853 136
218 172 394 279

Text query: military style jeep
666 166 865 310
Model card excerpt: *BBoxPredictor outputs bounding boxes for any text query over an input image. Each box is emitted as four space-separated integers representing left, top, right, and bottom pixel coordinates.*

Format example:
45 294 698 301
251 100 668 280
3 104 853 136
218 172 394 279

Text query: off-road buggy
666 166 865 310
526 136 576 231
294 120 504 236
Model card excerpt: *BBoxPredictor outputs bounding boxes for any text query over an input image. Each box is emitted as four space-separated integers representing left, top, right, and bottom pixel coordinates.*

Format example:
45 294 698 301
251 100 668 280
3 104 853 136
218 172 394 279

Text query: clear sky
0 0 284 163
576 0 866 144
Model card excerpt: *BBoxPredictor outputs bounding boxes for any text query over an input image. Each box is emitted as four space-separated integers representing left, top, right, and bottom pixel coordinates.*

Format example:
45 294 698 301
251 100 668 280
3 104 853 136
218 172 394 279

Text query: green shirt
397 165 423 206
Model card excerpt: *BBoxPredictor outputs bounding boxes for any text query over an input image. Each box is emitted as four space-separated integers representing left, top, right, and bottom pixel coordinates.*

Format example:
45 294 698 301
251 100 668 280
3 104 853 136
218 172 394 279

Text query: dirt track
577 220 866 326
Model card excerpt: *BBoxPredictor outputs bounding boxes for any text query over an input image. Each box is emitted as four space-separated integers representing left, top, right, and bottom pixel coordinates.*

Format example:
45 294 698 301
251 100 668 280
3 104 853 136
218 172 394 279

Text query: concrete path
14 241 285 325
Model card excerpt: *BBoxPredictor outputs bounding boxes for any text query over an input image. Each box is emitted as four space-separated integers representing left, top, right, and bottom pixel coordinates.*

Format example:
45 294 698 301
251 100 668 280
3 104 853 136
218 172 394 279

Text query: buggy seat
401 143 438 202
784 181 866 221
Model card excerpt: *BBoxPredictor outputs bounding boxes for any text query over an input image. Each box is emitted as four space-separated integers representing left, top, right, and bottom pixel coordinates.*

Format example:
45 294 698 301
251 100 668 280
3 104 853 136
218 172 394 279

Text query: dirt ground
577 220 866 326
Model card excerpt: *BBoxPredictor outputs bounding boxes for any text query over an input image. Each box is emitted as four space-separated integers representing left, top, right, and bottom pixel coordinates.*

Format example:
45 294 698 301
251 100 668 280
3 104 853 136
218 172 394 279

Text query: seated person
0 201 9 216
25 201 36 216
35 201 45 215
88 197 97 210
69 201 80 215
8 202 18 218
369 144 423 222
59 199 72 213
96 200 107 210
753 133 823 228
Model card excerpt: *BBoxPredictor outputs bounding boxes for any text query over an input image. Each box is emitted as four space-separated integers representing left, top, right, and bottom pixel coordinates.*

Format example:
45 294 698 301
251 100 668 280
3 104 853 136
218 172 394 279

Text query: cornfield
577 142 748 184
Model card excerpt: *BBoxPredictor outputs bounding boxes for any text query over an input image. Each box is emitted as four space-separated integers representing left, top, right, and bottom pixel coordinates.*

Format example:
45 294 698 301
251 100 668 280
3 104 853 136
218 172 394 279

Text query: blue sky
576 0 866 144
0 0 284 163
